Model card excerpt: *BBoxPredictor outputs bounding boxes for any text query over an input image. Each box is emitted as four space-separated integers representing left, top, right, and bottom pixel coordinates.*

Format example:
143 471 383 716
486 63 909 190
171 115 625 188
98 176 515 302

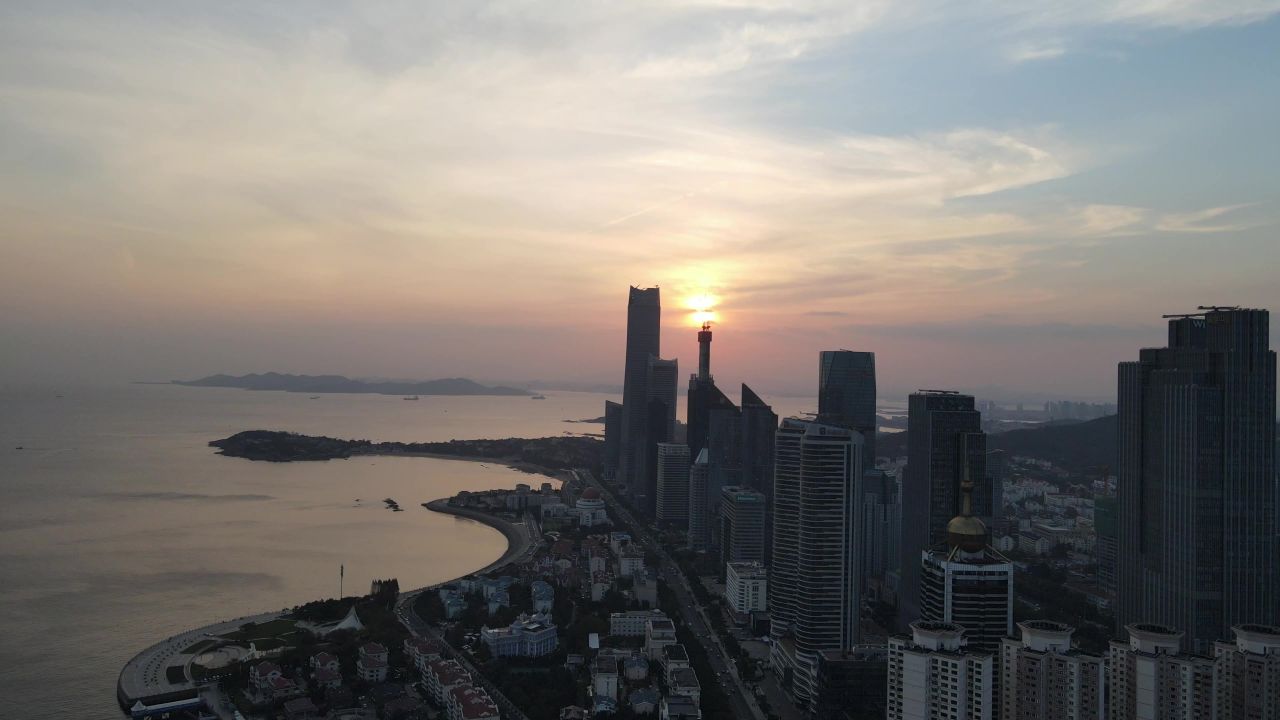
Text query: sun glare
685 293 720 326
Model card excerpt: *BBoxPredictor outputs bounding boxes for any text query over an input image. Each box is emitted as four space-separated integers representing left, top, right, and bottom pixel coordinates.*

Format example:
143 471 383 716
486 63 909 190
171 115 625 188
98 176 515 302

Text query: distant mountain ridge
175 372 530 396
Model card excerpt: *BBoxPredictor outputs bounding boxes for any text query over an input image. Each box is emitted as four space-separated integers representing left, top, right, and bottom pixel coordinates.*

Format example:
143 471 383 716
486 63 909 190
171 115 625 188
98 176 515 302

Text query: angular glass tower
1116 307 1277 652
818 350 878 463
619 286 661 494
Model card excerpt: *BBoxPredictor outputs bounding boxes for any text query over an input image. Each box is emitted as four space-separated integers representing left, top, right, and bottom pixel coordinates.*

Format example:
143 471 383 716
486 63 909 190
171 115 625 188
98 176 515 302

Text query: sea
0 382 825 718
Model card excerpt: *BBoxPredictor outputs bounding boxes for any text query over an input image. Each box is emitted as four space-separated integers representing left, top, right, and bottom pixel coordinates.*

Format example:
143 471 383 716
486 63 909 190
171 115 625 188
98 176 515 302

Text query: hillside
175 372 529 396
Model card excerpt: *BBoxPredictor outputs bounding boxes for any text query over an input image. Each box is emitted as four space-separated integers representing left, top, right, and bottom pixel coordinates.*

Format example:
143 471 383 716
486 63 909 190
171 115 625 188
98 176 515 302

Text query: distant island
210 430 604 474
175 372 529 396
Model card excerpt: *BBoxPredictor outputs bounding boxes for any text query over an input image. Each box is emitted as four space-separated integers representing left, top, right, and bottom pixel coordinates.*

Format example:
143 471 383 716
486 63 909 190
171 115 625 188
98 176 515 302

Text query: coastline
116 475 543 712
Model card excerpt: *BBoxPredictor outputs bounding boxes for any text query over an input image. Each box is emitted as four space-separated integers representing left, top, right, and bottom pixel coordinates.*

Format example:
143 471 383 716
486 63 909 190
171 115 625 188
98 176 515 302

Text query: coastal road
572 470 766 720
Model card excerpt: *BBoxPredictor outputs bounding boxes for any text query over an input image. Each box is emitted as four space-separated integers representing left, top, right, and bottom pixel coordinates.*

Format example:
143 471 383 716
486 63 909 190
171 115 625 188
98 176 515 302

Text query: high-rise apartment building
1117 308 1277 652
719 485 766 566
861 470 900 600
1109 622 1280 720
918 474 1012 653
999 621 1104 720
1093 496 1117 593
887 621 995 720
687 449 711 550
619 286 661 494
655 443 691 524
817 350 878 463
768 419 865 710
1213 623 1280 720
900 390 987 629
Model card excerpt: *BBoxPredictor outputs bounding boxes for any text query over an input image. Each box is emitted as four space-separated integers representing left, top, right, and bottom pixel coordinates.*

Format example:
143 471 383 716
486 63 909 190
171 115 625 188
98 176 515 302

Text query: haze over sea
0 383 827 718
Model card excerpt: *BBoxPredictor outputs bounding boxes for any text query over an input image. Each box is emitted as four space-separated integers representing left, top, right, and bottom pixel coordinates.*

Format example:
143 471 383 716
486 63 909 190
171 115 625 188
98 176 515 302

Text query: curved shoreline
117 497 536 712
422 498 537 576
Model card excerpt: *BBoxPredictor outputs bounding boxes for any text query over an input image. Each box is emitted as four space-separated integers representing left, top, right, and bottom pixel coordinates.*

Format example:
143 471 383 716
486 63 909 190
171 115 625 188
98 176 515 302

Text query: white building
480 612 559 658
725 561 768 614
575 487 609 527
887 621 994 720
356 642 389 683
610 610 668 637
1213 623 1280 720
425 659 471 705
999 621 1103 720
645 617 678 660
592 656 620 701
619 547 646 577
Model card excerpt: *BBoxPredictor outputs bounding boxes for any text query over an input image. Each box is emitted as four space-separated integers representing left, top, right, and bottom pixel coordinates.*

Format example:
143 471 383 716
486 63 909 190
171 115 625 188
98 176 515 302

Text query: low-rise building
531 580 555 613
661 644 690 681
592 656 620 701
448 684 500 720
610 610 668 637
425 659 471 705
725 561 768 614
313 667 342 690
481 612 559 657
310 652 339 674
661 695 701 720
404 637 443 671
645 618 677 660
357 642 389 683
669 667 701 703
629 687 660 715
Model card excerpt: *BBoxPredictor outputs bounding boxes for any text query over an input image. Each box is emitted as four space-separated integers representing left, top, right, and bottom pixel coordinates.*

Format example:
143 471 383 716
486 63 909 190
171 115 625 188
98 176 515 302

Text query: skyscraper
603 400 623 480
619 286 661 494
741 384 778 557
719 485 766 566
860 471 900 597
655 443 691 525
688 449 711 550
1117 307 1277 652
918 471 1013 653
818 350 878 463
899 390 987 629
686 322 735 462
999 621 1104 720
887 621 995 720
638 356 678 515
768 419 865 709
1093 496 1117 593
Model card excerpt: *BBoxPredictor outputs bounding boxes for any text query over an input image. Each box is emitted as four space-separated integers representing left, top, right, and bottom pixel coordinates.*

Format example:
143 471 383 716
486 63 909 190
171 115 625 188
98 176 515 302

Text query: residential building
592 656 620 701
661 695 702 720
425 659 471 705
861 469 901 593
1117 308 1277 652
447 685 500 720
725 561 768 614
356 642 388 683
1213 623 1280 720
999 621 1104 720
1108 623 1215 720
769 418 865 710
886 621 995 720
656 443 691 524
531 580 555 613
899 391 987 630
1093 496 1117 592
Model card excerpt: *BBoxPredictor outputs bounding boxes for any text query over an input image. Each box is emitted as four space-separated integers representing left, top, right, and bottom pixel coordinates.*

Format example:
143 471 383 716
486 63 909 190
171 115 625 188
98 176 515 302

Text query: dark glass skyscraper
1116 307 1277 652
899 391 986 629
638 356 678 516
619 286 661 495
603 400 623 480
818 350 878 463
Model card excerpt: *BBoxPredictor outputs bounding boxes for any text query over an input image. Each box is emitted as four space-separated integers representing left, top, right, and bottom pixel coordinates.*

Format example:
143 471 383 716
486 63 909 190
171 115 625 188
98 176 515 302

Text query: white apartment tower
999 620 1104 720
887 621 994 720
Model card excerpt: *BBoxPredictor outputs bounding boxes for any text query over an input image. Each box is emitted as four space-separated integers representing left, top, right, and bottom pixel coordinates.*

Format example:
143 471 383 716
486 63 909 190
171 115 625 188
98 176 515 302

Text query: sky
2 1 1278 401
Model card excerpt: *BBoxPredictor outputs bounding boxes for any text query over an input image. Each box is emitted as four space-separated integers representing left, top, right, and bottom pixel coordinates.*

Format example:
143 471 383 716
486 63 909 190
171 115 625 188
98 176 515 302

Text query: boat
531 394 547 400
403 395 419 400
309 396 321 399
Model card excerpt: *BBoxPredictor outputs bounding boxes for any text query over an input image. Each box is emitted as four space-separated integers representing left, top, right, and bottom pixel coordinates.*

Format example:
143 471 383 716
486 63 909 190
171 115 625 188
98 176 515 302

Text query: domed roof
947 514 988 553
581 487 601 500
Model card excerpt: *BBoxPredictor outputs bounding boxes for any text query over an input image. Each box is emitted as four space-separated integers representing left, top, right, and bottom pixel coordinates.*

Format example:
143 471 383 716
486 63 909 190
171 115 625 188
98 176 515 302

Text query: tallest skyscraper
1117 307 1277 652
619 286 661 494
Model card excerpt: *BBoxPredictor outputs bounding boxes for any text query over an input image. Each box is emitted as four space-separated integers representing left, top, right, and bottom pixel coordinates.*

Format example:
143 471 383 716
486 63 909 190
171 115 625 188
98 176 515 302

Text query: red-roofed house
309 652 339 673
249 661 282 691
357 642 389 682
313 667 342 690
425 659 471 705
404 637 444 671
448 684 500 720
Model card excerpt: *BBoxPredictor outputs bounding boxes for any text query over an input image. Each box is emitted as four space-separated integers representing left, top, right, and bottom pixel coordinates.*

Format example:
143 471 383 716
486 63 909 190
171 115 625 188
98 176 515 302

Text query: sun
685 293 720 326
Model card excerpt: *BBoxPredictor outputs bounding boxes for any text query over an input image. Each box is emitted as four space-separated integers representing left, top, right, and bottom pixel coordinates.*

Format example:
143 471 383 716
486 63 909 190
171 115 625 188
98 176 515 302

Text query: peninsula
175 372 530 396
209 430 604 473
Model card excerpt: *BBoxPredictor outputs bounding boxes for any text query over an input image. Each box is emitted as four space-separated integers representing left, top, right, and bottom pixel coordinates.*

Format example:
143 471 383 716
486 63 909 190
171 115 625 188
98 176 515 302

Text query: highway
572 470 766 720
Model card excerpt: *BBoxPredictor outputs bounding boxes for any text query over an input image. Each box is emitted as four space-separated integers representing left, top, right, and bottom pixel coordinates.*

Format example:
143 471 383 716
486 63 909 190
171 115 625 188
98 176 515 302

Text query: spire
947 455 988 553
697 322 712 381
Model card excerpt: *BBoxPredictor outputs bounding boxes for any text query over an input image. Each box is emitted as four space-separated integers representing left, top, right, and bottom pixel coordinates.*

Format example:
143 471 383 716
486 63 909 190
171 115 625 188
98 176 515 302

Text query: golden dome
947 514 988 553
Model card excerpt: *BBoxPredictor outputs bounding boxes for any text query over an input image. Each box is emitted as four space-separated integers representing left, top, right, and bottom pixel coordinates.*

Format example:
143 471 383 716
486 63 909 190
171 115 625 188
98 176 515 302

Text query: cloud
1155 204 1259 233
1006 40 1067 63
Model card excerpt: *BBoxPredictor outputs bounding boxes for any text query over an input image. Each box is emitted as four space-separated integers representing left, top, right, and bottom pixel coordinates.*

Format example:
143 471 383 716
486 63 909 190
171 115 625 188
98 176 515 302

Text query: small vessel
310 396 321 399
404 395 420 400
531 394 547 400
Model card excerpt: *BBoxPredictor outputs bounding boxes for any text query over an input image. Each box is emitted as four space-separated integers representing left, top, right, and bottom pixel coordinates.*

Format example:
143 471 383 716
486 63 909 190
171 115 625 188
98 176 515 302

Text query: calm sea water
0 383 821 718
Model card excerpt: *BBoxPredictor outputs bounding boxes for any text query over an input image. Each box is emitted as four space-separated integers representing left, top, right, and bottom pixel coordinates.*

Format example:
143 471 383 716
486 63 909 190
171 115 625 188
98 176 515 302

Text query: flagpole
340 564 344 599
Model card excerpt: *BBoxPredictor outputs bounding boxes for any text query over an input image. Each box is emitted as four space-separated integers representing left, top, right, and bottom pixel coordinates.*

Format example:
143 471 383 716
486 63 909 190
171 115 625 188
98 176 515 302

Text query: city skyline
3 3 1279 397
